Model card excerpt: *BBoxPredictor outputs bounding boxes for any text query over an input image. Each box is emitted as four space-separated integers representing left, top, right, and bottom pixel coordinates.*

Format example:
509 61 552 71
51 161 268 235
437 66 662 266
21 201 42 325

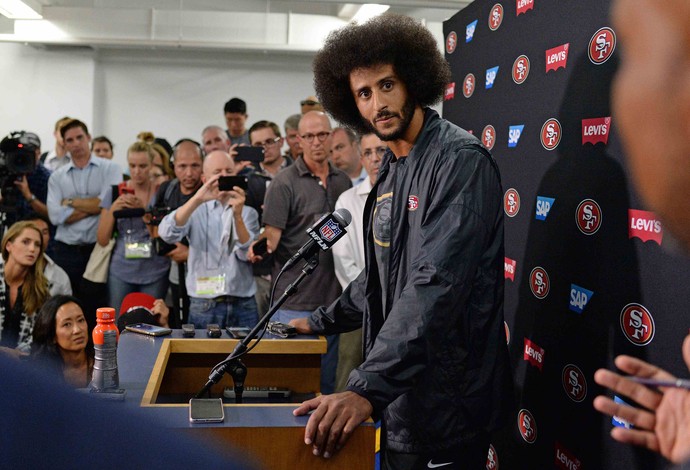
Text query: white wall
0 42 317 167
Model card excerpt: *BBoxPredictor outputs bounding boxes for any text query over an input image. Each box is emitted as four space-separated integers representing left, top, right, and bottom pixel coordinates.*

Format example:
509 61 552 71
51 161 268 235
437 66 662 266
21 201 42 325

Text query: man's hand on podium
289 317 312 334
293 391 373 459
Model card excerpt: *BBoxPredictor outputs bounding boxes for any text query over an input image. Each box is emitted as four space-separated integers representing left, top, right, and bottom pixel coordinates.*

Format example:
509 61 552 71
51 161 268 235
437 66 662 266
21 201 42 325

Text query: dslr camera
0 131 39 210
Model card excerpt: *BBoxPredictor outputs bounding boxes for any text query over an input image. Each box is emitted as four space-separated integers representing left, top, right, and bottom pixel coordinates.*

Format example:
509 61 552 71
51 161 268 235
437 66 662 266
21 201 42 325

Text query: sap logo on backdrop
516 0 535 15
508 125 524 147
444 82 455 101
569 284 593 314
486 66 499 89
582 117 612 145
482 125 496 149
486 444 499 469
489 3 504 31
466 20 478 43
612 396 634 429
535 196 555 220
589 27 616 65
446 31 458 54
505 257 517 281
562 364 587 403
512 55 530 84
504 188 520 217
529 266 550 299
524 338 545 370
518 409 538 444
540 118 562 150
620 303 655 346
629 209 663 245
555 441 582 470
576 199 602 235
463 73 476 98
546 43 570 72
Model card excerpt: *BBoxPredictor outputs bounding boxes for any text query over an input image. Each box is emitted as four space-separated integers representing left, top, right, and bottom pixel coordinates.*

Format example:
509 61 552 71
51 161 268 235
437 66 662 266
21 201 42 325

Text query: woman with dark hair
92 136 114 160
32 295 93 387
0 221 50 358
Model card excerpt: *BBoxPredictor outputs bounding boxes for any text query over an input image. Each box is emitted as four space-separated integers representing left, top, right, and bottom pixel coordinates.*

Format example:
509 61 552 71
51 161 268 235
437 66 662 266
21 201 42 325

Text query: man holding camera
158 150 259 329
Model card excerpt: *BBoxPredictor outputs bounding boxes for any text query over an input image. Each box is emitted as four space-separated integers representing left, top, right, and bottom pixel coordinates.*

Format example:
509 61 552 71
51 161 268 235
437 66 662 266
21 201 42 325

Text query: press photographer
0 131 50 230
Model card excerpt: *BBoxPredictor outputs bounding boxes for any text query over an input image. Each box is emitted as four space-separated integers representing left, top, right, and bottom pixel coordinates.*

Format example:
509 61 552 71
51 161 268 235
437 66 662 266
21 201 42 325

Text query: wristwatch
62 198 74 207
27 194 36 202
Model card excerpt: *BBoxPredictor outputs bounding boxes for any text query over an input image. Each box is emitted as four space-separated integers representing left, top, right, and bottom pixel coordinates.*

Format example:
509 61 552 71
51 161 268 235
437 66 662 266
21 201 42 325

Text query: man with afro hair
290 14 513 470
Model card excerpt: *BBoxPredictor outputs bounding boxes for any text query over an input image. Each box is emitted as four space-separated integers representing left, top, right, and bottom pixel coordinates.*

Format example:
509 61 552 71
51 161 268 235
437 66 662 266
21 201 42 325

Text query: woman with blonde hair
137 131 173 179
0 221 50 358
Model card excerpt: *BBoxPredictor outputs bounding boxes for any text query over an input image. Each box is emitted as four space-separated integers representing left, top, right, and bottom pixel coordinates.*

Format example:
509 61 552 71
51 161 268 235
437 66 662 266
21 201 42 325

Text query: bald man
158 151 260 329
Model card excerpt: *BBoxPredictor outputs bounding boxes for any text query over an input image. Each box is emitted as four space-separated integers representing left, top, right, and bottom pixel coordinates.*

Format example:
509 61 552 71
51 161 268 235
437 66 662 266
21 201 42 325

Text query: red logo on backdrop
489 3 504 31
582 117 612 145
504 321 511 345
446 31 458 54
589 27 616 65
463 73 476 98
518 409 537 443
555 442 582 470
504 257 516 281
512 55 530 84
540 118 561 150
482 125 496 150
620 303 655 346
486 444 499 469
562 364 587 402
516 0 534 15
545 43 569 72
504 188 520 217
629 209 663 245
524 338 545 370
529 266 550 299
576 199 602 235
407 195 419 211
444 82 455 101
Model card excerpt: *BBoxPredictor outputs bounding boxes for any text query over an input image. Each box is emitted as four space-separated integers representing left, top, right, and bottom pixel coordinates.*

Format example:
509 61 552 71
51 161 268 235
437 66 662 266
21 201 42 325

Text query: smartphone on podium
189 398 224 423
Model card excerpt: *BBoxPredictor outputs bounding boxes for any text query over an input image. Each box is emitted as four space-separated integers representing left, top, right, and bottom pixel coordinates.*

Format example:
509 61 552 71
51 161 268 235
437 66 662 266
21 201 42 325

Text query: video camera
0 131 39 209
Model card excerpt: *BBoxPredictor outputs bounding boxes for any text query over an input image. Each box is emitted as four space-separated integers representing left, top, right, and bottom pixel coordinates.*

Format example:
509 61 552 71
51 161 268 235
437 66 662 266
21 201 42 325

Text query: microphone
283 208 352 270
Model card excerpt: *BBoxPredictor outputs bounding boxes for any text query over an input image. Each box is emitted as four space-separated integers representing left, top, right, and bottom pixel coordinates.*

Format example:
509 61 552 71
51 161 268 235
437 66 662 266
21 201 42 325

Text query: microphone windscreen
333 208 352 227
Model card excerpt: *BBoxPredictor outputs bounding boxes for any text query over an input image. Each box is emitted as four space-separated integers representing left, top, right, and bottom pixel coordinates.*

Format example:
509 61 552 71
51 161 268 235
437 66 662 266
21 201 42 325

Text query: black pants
381 432 490 470
51 241 94 299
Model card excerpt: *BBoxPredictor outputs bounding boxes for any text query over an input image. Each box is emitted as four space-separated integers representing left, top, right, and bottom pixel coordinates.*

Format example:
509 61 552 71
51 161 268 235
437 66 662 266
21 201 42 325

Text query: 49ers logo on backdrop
446 31 458 54
562 364 587 402
518 409 537 443
463 73 476 98
576 199 602 235
482 125 496 149
529 266 550 299
512 55 530 84
540 118 561 150
486 443 499 469
504 188 520 217
489 3 504 31
589 27 616 65
620 303 655 346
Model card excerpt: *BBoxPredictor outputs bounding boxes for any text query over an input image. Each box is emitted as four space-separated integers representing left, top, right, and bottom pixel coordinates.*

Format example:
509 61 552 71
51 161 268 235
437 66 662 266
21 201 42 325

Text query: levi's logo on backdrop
446 31 457 54
589 27 616 65
504 257 517 281
485 66 499 89
486 444 499 469
516 0 535 15
508 124 524 147
466 20 478 43
576 199 602 235
535 196 554 220
489 3 504 31
582 117 611 145
562 364 587 403
529 266 550 299
482 125 496 149
524 338 545 370
518 408 538 443
512 55 530 84
546 43 570 72
569 284 593 314
620 303 655 346
444 82 455 101
504 188 520 217
463 73 475 98
555 441 582 470
540 118 562 150
628 209 663 245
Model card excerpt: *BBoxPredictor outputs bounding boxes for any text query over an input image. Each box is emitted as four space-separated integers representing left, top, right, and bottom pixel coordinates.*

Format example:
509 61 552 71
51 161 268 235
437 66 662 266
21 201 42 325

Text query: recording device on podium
193 208 352 403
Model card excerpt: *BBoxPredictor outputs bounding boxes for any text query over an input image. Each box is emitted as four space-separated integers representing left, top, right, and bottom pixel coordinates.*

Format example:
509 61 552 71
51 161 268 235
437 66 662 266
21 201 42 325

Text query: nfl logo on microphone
320 219 342 242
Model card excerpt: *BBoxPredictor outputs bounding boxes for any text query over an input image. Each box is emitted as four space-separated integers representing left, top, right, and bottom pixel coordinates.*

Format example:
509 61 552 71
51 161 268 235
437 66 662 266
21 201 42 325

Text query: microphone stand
194 254 320 401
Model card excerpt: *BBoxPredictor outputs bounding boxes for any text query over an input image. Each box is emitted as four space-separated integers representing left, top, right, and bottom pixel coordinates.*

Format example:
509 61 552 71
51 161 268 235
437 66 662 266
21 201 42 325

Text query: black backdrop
443 1 690 468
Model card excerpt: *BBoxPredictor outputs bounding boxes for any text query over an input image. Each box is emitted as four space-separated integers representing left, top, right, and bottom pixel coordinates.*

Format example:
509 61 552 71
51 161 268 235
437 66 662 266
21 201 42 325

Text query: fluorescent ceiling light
351 4 390 24
0 0 42 19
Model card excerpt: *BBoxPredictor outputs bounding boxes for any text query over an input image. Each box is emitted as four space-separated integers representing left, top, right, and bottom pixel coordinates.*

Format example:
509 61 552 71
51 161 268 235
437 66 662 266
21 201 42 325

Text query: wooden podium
118 332 375 469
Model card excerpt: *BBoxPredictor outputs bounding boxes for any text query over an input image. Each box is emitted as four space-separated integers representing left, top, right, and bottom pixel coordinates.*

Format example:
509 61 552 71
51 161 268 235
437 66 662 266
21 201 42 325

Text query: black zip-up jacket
308 109 513 453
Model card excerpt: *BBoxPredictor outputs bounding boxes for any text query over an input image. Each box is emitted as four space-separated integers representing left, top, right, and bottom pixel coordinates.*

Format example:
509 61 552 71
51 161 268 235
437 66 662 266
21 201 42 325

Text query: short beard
363 97 416 142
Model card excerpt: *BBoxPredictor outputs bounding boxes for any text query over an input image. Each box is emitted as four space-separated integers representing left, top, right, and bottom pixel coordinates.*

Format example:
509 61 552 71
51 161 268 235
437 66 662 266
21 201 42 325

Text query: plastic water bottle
90 307 120 391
